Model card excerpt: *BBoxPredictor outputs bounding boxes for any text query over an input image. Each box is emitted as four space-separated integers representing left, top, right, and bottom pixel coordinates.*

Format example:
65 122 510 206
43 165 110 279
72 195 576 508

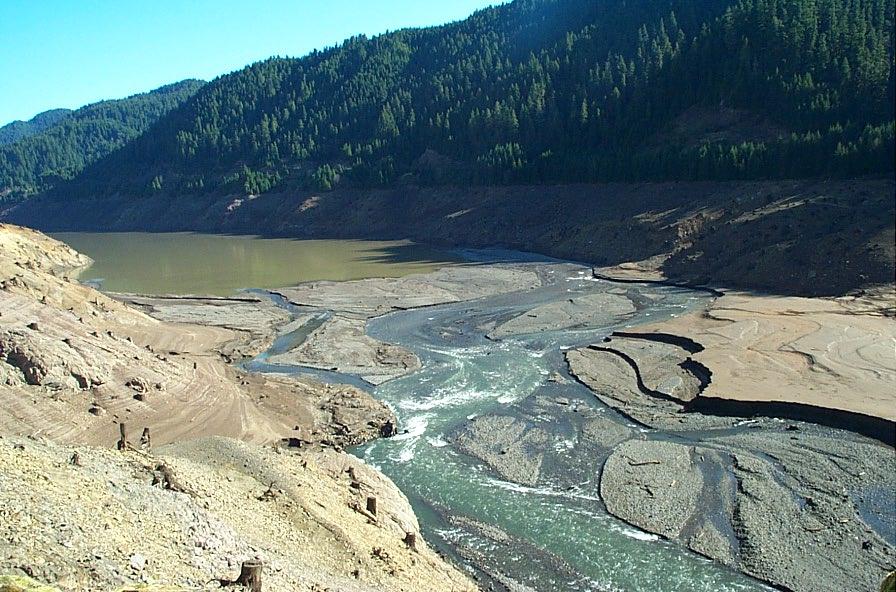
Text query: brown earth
6 177 894 297
0 435 476 592
269 265 541 384
637 287 896 421
0 224 476 592
568 276 896 425
0 224 390 448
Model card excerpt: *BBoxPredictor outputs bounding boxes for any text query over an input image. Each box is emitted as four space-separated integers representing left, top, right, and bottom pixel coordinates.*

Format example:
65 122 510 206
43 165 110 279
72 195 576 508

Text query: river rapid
250 253 773 592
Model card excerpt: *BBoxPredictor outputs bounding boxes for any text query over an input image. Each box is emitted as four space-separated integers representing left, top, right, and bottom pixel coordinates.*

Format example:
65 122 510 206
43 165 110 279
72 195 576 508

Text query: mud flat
267 265 542 383
119 293 294 360
645 288 895 419
12 223 894 592
486 292 636 339
561 284 896 592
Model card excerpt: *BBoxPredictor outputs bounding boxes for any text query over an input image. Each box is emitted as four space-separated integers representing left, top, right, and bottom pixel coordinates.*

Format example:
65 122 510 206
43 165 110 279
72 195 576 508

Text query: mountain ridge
0 109 72 146
7 0 894 205
0 80 205 201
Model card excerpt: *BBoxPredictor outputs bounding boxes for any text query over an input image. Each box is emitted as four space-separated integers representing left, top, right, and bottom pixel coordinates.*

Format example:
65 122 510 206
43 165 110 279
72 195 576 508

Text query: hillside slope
11 178 894 297
0 80 204 202
20 0 895 203
0 223 475 591
0 109 72 146
0 223 399 447
0 436 475 592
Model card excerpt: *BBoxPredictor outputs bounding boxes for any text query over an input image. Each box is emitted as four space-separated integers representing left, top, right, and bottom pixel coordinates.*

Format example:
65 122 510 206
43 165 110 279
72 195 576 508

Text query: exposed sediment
0 224 475 592
487 292 636 339
7 222 895 592
453 415 550 486
560 284 896 592
119 293 293 360
269 265 542 383
636 288 896 422
0 435 475 592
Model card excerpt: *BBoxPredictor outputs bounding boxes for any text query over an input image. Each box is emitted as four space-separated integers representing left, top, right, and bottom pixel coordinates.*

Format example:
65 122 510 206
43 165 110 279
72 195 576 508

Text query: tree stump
366 496 378 516
140 428 152 451
117 423 128 451
235 560 263 592
403 531 417 551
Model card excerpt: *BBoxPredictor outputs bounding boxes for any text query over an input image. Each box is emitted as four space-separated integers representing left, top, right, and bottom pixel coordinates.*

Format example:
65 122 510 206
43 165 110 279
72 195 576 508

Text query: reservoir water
56 233 771 591
52 232 461 295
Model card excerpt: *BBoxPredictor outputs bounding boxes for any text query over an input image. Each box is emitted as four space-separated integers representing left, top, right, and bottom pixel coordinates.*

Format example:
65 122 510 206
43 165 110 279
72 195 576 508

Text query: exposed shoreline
8 177 895 297
5 225 895 592
248 255 894 592
0 224 477 592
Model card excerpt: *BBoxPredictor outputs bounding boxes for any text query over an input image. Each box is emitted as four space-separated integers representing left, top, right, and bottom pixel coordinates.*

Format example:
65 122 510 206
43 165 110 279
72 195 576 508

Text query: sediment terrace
0 224 475 592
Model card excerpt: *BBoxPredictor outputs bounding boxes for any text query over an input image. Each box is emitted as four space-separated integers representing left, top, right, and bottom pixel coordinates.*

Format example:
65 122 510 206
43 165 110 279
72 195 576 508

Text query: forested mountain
0 80 204 201
0 109 72 146
29 0 896 200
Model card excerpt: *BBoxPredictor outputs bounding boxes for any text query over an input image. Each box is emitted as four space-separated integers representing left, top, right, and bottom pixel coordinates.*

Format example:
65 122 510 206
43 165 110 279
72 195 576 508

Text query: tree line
0 80 204 201
20 0 896 201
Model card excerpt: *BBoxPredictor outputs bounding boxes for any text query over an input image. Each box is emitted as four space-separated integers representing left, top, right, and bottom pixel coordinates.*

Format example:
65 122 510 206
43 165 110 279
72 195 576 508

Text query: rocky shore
422 261 895 592
0 435 474 592
9 177 894 297
0 224 476 592
556 282 895 591
257 256 896 592
4 222 895 592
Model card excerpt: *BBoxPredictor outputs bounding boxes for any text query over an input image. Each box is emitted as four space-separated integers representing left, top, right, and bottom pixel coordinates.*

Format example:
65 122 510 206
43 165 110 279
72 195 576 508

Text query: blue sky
0 0 502 125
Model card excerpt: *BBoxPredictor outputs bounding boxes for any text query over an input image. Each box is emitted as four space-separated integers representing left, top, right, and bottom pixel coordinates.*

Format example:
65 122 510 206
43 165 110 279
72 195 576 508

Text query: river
354 261 770 591
58 234 774 591
249 254 773 591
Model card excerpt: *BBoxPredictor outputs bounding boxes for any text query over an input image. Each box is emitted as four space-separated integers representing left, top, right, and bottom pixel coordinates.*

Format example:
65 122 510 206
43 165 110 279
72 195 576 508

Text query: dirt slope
0 223 389 447
7 177 894 296
0 435 475 592
0 224 476 592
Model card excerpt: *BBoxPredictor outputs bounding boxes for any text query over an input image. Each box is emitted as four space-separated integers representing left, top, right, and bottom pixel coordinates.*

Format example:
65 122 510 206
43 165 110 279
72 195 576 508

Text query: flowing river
249 255 772 591
60 233 773 591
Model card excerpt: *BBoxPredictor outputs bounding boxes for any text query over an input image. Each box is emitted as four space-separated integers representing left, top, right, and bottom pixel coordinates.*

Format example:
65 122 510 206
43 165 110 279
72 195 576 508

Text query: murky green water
52 232 460 295
353 265 771 592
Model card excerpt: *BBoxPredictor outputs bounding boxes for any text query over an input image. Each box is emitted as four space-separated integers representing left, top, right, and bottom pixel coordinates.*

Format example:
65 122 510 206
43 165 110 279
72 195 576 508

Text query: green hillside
22 0 896 200
0 109 72 146
0 80 204 201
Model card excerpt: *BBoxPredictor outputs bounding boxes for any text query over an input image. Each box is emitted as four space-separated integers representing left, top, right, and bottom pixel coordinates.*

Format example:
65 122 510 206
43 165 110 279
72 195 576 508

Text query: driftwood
347 466 362 489
257 482 278 502
628 459 661 467
152 462 190 494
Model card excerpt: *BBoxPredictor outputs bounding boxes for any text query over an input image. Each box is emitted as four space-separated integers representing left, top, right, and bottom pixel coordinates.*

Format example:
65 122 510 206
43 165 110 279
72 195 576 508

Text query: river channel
249 254 773 592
